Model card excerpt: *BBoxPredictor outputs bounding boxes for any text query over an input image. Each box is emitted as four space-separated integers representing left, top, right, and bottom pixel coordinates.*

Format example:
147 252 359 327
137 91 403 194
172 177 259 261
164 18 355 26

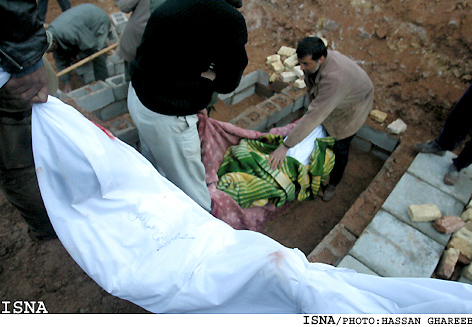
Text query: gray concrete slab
408 152 472 205
349 210 444 278
382 172 463 246
337 255 379 276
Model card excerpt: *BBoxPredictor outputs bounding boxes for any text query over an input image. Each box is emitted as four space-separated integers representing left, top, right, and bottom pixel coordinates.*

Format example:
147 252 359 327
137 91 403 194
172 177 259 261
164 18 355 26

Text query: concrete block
382 172 462 246
356 124 399 153
68 81 115 112
80 70 95 85
110 119 138 146
387 118 407 134
107 59 115 76
408 152 472 205
108 54 125 75
105 74 128 101
280 85 306 112
75 61 93 75
235 70 259 93
337 255 378 276
434 216 466 234
349 210 444 278
272 110 303 128
352 136 373 153
257 69 270 86
110 12 128 35
371 145 391 161
230 107 268 132
261 95 293 127
408 204 442 222
232 85 255 105
218 91 234 106
277 46 296 57
94 99 128 121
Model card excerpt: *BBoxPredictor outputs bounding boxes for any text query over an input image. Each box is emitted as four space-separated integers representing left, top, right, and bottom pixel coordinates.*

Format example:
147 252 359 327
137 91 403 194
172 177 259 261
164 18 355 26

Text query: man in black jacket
0 0 57 241
128 0 248 213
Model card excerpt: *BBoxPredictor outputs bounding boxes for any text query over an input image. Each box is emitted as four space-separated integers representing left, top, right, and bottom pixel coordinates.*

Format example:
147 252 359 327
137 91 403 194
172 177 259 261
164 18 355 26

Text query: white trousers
127 84 212 211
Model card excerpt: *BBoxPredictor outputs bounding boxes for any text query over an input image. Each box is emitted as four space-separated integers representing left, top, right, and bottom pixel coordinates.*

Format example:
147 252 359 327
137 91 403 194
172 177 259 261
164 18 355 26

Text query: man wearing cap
268 36 374 202
47 3 111 93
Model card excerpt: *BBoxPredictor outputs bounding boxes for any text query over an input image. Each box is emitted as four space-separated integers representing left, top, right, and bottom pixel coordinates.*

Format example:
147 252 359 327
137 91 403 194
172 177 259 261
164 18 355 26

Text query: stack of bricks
407 202 472 281
266 46 306 89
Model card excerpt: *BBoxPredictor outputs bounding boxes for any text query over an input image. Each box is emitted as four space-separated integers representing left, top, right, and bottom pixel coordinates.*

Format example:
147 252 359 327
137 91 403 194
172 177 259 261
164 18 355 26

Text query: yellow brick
370 110 388 123
407 204 441 222
271 60 285 74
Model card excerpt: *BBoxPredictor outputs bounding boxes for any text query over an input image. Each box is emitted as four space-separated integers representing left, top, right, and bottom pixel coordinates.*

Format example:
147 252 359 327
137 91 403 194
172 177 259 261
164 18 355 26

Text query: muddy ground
0 0 471 313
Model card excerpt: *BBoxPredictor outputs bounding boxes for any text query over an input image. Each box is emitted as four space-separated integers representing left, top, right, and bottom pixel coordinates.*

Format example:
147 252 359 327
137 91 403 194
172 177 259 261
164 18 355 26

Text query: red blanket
198 114 298 231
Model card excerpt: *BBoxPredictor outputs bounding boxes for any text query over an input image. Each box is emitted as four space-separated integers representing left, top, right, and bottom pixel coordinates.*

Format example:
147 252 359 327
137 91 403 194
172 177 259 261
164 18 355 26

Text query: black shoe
322 184 337 202
28 229 58 242
414 140 446 156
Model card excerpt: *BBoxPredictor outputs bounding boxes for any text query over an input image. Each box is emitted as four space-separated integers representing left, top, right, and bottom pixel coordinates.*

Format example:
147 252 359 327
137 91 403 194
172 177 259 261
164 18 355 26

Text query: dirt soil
1 0 471 313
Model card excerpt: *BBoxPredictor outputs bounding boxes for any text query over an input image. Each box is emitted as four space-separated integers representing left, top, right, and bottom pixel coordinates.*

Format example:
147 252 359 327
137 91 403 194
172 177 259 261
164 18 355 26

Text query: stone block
352 136 373 153
463 263 472 281
75 61 93 75
370 109 387 123
80 70 95 85
349 210 444 277
94 100 128 121
257 69 270 86
261 95 293 127
387 118 407 134
235 70 259 93
337 255 378 276
371 145 391 161
436 248 460 279
218 91 234 106
68 81 115 112
277 46 296 57
108 54 125 75
105 74 128 101
408 204 442 222
269 73 279 83
110 12 128 35
434 216 466 234
292 66 304 78
106 59 115 76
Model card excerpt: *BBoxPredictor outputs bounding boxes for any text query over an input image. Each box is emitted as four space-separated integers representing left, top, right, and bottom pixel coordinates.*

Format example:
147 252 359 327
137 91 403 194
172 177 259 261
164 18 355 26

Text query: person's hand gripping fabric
268 143 289 170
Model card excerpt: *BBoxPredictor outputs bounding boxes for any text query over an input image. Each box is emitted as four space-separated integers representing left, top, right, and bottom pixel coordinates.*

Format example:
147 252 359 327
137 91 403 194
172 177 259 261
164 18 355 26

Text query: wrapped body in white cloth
26 96 472 313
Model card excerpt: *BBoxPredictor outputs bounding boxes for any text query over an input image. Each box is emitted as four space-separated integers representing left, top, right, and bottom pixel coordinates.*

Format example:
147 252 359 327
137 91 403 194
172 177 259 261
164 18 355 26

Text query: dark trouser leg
329 134 355 186
453 138 472 171
37 0 49 22
92 54 110 82
0 89 55 239
436 84 472 151
56 0 71 12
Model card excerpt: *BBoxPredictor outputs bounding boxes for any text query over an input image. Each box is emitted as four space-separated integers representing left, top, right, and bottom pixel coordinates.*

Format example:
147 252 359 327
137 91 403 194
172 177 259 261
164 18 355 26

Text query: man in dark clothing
0 0 57 241
414 84 472 186
128 0 248 213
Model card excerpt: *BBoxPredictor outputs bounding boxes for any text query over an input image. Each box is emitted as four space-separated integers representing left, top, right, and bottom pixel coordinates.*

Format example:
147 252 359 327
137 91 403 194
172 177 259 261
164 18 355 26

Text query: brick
461 208 472 221
408 204 442 222
294 79 306 89
280 71 297 83
292 65 304 78
283 54 298 69
370 109 388 123
436 248 460 279
463 263 472 281
448 228 472 260
307 246 337 265
277 46 296 57
266 54 281 65
434 215 466 234
270 60 285 74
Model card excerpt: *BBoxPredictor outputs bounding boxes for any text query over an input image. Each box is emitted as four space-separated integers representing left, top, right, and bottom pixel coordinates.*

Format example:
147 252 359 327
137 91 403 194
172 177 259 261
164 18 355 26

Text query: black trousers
329 134 356 187
435 84 472 171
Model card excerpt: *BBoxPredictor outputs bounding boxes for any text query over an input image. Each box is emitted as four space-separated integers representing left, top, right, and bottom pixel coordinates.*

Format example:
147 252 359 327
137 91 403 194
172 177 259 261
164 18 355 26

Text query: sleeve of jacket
115 0 141 13
0 0 47 76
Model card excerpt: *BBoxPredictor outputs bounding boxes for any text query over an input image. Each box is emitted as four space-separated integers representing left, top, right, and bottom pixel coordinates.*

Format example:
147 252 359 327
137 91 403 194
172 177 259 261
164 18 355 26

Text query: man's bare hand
201 69 216 81
268 144 289 170
4 65 49 103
